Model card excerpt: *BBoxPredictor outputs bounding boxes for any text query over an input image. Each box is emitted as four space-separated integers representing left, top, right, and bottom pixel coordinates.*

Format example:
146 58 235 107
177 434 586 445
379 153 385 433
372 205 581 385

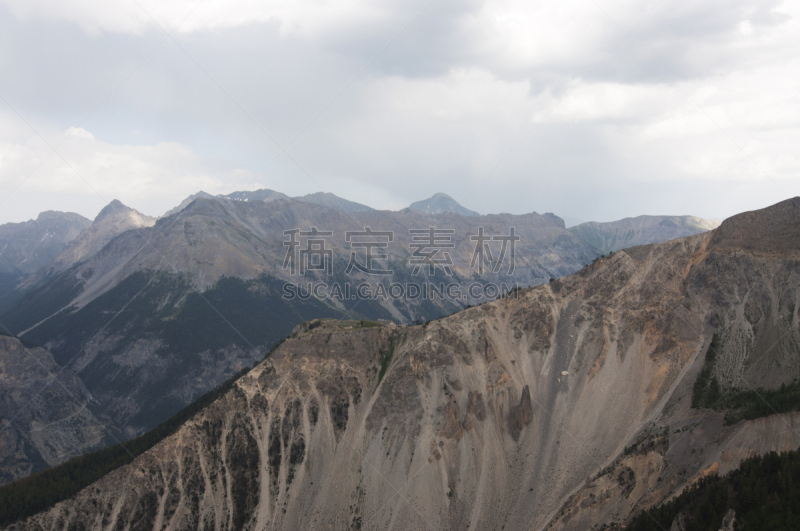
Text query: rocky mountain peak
161 191 217 218
47 200 156 274
94 199 135 221
408 192 480 216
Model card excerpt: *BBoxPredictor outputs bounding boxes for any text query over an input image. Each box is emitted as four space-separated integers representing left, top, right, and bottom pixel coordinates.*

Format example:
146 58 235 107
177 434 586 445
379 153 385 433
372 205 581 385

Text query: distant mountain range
0 189 722 486
568 215 721 254
163 189 374 218
165 190 476 217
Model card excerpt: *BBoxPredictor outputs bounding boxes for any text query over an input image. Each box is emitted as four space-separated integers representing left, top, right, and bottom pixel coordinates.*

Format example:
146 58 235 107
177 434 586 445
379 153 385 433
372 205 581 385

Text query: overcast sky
0 0 798 225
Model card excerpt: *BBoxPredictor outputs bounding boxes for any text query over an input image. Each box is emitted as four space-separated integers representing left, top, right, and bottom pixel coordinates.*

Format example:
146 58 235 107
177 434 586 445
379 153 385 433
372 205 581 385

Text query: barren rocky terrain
9 197 798 530
0 335 115 485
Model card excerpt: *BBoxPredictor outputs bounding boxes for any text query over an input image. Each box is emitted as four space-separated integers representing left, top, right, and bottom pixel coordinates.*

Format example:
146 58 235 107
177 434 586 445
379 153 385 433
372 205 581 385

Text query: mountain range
0 196 595 447
0 190 721 490
2 196 797 529
163 189 374 218
568 215 721 254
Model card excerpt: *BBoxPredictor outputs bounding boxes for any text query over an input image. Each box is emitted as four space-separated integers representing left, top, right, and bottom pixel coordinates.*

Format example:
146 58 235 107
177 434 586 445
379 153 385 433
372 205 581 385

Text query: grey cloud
0 0 797 225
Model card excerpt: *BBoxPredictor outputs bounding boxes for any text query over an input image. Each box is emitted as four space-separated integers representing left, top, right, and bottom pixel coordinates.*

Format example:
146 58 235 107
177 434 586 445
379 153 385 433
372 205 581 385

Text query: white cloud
0 113 257 221
0 0 798 224
0 0 403 38
66 127 95 140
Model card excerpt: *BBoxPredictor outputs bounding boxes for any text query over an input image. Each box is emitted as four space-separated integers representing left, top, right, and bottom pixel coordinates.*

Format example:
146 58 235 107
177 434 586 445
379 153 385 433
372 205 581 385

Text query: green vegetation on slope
627 449 800 530
1 269 84 334
692 334 800 424
692 334 722 409
717 382 800 425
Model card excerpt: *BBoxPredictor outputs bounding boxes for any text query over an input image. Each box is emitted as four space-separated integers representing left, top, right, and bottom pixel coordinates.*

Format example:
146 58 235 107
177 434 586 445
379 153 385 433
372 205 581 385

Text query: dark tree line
628 449 800 530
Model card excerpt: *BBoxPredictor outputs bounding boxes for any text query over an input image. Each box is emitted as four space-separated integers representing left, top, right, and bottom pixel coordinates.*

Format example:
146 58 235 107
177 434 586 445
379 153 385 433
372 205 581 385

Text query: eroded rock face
12 198 800 530
0 336 113 485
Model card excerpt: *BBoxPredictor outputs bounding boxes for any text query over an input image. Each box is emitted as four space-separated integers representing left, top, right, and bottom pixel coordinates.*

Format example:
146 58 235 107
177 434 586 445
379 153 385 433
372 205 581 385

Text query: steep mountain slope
0 335 115 485
409 192 480 216
568 215 720 254
11 198 799 530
